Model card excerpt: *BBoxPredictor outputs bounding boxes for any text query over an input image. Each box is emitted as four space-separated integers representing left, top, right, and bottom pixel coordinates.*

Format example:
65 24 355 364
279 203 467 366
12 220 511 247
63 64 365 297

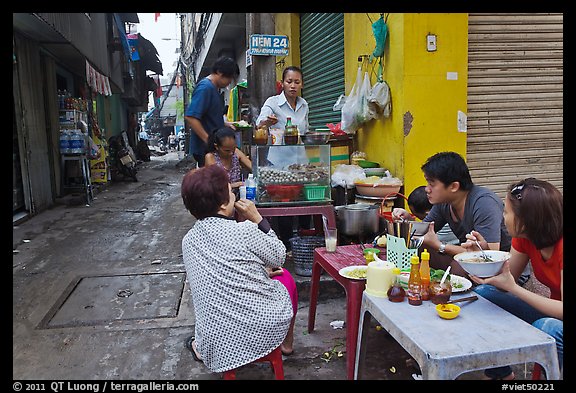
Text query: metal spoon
473 238 493 262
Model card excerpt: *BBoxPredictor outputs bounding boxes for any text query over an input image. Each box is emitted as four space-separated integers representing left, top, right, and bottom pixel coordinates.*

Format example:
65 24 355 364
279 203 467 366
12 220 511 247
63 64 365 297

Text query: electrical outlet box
427 34 437 52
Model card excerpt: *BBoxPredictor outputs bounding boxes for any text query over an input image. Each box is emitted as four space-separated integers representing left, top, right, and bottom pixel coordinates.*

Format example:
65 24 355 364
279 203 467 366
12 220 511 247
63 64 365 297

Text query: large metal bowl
335 203 380 238
301 132 330 144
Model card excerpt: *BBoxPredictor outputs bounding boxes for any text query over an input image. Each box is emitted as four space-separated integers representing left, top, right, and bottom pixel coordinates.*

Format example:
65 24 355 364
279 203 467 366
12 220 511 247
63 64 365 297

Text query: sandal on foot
185 336 203 362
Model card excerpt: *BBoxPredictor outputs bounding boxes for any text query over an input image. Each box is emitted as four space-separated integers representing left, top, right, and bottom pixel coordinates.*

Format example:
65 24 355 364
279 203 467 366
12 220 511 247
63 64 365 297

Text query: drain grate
39 272 186 328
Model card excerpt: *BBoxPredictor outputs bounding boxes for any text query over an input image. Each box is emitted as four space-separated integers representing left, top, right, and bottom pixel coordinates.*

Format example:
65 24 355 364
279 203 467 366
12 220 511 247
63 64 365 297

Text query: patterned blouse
213 152 242 184
181 215 292 372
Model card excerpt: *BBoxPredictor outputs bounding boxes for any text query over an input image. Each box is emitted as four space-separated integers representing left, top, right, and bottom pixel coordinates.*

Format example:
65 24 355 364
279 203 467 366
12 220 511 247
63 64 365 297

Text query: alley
13 152 545 381
12 152 363 380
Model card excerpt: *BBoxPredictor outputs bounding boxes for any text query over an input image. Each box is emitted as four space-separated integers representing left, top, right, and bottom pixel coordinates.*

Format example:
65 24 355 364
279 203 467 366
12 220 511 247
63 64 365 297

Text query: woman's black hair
507 178 563 249
206 127 236 153
282 66 303 81
421 151 473 191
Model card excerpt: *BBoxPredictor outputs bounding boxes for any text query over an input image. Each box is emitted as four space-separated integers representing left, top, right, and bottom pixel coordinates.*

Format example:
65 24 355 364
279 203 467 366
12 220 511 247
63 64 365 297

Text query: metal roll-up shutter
467 13 563 199
300 13 344 129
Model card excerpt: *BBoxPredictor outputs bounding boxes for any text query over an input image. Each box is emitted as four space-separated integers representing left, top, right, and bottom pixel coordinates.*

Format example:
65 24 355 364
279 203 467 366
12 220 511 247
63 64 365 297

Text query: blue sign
249 34 289 56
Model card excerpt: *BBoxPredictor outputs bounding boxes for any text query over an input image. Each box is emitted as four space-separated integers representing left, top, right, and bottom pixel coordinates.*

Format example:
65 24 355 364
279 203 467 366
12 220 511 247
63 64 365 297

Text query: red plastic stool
532 363 543 380
222 346 284 380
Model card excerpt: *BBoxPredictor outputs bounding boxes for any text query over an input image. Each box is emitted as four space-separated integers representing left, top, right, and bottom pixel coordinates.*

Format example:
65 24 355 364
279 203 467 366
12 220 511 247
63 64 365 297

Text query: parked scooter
178 132 186 151
108 135 138 182
156 136 168 152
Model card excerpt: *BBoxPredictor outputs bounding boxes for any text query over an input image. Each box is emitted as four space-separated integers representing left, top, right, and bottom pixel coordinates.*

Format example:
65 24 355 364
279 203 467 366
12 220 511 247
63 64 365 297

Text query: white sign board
249 34 289 56
246 49 253 67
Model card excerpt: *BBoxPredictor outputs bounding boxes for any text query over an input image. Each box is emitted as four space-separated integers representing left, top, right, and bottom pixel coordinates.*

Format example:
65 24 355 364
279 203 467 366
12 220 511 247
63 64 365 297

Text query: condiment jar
387 267 406 302
253 125 269 145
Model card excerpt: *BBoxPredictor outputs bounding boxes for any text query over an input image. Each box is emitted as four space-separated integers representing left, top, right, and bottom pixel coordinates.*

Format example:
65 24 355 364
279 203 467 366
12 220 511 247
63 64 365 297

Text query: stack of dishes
363 168 387 177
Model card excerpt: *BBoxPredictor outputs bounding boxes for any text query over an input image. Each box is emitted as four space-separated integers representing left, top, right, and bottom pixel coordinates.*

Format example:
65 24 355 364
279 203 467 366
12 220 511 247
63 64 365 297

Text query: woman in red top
465 178 563 380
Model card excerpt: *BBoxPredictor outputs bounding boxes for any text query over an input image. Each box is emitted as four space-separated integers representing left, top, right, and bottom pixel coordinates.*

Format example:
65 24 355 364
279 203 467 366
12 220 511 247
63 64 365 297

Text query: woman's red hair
181 165 230 219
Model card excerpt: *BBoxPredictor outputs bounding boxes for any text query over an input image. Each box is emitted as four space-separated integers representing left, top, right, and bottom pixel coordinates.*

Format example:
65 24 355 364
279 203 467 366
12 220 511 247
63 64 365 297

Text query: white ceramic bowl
453 250 511 278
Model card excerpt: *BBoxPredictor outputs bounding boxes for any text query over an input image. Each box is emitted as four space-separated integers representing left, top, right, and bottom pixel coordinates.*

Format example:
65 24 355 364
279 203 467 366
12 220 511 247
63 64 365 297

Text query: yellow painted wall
275 14 300 80
344 13 405 179
345 13 468 199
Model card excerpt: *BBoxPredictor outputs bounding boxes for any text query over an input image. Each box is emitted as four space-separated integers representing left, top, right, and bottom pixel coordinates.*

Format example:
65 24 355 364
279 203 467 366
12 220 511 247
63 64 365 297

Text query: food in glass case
252 145 331 204
258 164 329 185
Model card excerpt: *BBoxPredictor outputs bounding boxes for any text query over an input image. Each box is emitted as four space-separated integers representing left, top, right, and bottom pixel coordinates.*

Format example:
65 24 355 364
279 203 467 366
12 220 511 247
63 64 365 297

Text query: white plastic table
354 291 561 380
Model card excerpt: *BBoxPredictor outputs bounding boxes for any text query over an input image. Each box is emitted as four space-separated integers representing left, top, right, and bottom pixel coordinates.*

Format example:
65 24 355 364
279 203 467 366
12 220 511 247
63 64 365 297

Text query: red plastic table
257 204 337 231
308 244 381 380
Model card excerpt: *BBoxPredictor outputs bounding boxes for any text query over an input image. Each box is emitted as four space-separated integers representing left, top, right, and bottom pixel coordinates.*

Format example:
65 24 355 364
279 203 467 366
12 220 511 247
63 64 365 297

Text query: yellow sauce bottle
408 254 422 306
420 248 431 301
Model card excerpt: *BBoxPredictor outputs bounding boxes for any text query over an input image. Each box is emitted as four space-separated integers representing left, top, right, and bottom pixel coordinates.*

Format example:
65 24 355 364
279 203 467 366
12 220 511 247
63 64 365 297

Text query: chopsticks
447 295 478 304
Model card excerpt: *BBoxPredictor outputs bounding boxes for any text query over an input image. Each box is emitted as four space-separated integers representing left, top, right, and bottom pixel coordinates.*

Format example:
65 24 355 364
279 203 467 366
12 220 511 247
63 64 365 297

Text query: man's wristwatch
438 242 447 254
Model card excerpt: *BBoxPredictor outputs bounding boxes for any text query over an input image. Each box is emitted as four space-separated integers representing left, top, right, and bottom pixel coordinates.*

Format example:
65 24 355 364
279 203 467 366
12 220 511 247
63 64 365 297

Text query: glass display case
251 144 331 206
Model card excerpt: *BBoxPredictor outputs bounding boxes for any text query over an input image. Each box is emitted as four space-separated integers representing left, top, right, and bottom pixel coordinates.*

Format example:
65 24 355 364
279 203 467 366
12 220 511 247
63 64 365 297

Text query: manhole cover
42 272 186 328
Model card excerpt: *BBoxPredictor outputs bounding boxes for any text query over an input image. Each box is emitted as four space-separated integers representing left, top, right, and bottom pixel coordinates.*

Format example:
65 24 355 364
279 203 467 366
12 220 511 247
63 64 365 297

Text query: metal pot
335 203 380 238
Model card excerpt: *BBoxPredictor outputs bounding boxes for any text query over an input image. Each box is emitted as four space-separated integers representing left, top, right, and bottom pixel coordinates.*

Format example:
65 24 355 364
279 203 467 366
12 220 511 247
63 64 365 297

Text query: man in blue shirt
185 56 240 167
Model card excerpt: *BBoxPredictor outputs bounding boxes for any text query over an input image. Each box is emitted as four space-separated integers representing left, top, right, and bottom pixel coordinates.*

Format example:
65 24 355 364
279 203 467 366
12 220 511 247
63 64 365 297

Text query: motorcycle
178 132 186 151
108 135 138 182
156 136 168 152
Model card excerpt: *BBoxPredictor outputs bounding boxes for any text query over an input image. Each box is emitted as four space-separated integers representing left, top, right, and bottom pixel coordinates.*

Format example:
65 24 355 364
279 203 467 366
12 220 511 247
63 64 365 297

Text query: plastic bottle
420 248 431 301
407 254 422 306
59 129 71 154
245 174 257 201
69 129 85 154
387 267 406 302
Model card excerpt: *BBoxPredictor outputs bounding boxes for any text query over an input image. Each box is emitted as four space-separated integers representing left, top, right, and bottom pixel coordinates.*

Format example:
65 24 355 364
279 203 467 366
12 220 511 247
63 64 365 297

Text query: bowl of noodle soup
453 250 510 278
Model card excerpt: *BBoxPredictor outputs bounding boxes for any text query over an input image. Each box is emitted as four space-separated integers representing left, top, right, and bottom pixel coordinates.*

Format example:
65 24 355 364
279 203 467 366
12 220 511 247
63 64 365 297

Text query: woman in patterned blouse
181 165 298 373
205 127 252 199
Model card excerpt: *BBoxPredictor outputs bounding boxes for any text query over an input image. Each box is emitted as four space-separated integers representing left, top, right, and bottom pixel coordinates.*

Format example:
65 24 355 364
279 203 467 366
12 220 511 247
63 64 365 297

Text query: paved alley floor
13 151 549 383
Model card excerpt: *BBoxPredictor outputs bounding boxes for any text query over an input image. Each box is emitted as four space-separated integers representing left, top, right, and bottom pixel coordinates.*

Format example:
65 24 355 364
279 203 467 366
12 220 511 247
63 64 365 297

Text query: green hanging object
371 16 388 59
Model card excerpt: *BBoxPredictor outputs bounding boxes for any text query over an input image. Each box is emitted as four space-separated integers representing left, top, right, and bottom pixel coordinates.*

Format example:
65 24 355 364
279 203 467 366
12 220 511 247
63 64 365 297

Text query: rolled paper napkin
365 259 396 297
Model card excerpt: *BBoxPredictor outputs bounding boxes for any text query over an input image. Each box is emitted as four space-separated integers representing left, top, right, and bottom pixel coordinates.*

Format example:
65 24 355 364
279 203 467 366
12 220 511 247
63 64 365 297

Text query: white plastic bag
87 136 101 160
368 80 391 118
332 94 346 111
359 72 376 122
331 164 367 188
340 67 362 133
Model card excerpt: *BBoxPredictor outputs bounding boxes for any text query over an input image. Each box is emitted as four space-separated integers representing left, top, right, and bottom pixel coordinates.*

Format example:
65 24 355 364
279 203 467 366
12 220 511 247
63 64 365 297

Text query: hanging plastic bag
340 67 363 133
332 94 346 111
369 80 391 118
371 16 388 59
359 71 375 122
87 136 101 160
368 59 391 118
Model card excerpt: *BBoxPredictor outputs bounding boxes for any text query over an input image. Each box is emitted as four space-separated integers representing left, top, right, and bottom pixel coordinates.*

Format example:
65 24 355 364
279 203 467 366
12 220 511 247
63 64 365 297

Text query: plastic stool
222 346 284 380
532 363 543 380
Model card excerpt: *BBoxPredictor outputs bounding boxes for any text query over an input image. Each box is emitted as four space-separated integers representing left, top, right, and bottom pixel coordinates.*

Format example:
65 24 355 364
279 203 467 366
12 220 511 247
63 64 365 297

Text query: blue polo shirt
185 77 225 155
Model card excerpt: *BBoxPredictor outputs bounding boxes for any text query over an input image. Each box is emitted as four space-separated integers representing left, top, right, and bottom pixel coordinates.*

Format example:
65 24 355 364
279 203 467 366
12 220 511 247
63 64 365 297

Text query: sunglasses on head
510 178 539 201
